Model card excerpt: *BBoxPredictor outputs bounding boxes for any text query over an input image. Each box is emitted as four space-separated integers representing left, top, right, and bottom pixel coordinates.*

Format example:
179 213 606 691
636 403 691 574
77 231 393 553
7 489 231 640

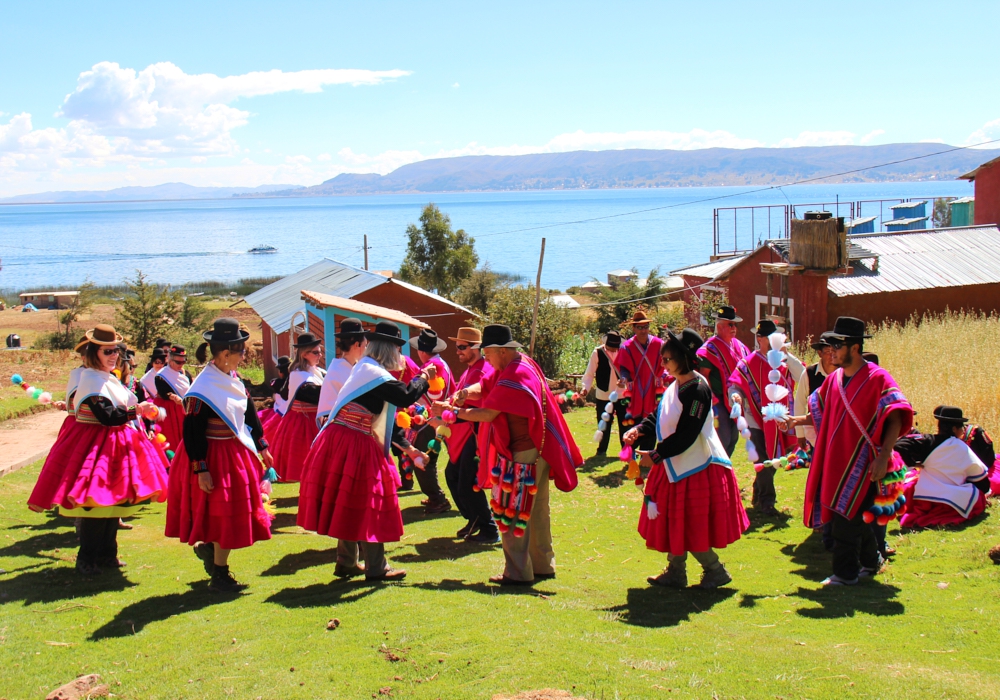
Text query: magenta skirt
165 436 272 550
297 423 403 543
899 472 987 528
28 421 169 513
269 404 318 482
153 396 185 453
638 462 749 556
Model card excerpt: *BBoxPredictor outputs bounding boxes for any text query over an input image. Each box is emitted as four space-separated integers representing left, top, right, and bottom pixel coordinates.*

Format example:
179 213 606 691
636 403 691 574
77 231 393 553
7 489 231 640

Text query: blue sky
1 0 997 196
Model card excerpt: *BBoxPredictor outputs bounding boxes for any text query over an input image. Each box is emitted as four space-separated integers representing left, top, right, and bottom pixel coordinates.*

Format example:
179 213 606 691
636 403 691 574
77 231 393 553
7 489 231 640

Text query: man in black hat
407 328 453 515
893 406 993 528
581 330 627 457
696 305 751 456
782 316 913 586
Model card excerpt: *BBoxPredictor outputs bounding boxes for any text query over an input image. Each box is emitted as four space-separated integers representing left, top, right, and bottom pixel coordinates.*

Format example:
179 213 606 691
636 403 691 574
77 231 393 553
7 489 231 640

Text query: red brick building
961 155 1000 227
245 259 476 379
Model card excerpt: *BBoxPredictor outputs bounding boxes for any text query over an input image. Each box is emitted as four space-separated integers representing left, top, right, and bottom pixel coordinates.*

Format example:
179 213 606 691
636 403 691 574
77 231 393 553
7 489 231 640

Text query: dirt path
0 409 65 477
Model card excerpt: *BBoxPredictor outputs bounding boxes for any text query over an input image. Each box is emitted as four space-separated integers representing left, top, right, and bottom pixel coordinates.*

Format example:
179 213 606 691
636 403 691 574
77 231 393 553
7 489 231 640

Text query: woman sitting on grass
625 328 749 590
28 324 169 576
164 318 274 593
268 333 325 482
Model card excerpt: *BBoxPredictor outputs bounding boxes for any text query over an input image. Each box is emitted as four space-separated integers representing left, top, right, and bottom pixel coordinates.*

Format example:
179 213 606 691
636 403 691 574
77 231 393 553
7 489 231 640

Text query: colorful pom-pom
436 425 451 439
11 374 23 385
442 409 457 424
427 376 446 392
862 511 875 523
396 412 412 429
155 433 167 444
608 390 618 402
618 446 632 461
556 394 565 404
593 429 604 443
746 442 759 463
165 449 175 460
39 392 52 404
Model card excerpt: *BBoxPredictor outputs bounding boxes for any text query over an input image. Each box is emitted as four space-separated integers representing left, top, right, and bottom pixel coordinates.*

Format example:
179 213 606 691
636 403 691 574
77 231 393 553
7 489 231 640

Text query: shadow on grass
790 582 904 619
393 537 499 564
401 505 460 526
743 507 793 534
578 454 618 474
590 468 628 489
0 565 136 606
0 529 79 560
899 508 991 533
7 509 73 532
261 548 336 577
269 512 301 532
779 529 829 582
265 579 382 608
90 583 234 639
411 578 557 597
603 586 737 627
270 496 299 510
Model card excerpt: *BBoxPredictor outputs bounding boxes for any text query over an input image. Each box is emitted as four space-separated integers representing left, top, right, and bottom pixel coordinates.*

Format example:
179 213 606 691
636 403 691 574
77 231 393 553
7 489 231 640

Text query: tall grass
872 310 1000 434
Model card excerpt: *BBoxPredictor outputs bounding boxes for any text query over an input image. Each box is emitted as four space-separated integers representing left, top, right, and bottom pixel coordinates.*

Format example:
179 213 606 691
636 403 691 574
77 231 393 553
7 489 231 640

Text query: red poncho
728 351 797 460
697 335 750 410
447 357 492 459
615 335 665 420
803 363 913 526
477 354 582 493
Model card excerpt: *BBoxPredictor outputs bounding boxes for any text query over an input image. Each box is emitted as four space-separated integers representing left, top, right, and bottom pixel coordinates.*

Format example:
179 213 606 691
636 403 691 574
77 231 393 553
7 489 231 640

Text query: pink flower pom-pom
152 423 162 433
618 445 632 462
39 392 53 404
442 409 456 424
260 479 273 495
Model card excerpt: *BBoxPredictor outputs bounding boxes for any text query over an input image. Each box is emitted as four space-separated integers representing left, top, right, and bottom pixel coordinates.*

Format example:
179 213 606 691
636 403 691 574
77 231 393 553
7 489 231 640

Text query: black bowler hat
276 355 290 370
933 406 968 424
150 347 168 361
754 319 778 337
409 328 447 354
335 317 366 339
169 344 187 357
292 332 321 348
862 352 880 365
716 305 743 323
604 330 622 349
480 324 523 349
203 318 250 344
366 321 407 347
666 327 704 362
827 316 872 340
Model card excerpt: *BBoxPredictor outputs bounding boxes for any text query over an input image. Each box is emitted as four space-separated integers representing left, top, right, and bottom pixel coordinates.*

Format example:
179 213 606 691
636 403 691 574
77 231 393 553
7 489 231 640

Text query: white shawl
320 357 395 457
655 375 731 483
156 365 191 396
317 357 354 426
913 436 988 518
185 363 257 454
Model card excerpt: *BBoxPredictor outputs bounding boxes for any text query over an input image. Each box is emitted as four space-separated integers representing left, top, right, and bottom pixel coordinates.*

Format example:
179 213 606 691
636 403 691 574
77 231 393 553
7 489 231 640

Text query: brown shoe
367 568 407 581
424 501 452 515
489 574 533 586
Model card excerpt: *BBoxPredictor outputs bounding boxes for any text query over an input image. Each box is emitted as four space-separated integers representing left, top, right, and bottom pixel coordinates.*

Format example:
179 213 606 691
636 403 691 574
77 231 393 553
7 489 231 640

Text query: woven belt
205 416 234 441
290 400 317 415
332 401 374 436
74 403 101 425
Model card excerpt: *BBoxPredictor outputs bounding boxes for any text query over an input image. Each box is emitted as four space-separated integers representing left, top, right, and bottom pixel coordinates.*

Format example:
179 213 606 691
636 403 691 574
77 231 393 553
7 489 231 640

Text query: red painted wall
261 320 290 380
829 282 1000 329
974 160 1000 226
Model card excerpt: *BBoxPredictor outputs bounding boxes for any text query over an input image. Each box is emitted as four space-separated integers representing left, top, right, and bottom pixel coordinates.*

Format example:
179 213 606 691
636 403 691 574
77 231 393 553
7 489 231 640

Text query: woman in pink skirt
152 344 191 454
297 321 435 581
165 318 274 593
28 324 170 576
625 328 749 590
258 355 290 442
269 333 325 482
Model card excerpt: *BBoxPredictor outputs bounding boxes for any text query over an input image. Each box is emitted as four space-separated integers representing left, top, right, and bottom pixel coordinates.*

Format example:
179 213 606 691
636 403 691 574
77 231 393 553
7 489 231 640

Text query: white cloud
317 153 331 161
860 129 885 145
772 130 856 148
967 118 1000 147
452 82 460 88
285 155 311 164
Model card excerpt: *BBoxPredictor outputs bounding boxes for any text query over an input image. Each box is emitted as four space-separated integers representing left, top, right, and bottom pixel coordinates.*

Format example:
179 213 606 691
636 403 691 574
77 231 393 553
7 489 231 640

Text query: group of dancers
24 303 998 593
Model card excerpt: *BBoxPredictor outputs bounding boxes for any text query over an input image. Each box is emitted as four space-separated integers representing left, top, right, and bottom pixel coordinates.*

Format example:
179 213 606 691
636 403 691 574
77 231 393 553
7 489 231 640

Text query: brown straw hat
448 327 482 346
85 324 123 346
626 310 651 326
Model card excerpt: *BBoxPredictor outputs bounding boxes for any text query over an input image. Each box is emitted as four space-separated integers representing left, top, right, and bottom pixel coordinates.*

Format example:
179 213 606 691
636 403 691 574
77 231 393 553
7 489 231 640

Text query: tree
453 264 521 314
685 288 730 334
116 270 180 350
480 285 581 378
177 293 209 330
932 198 952 229
591 267 664 334
56 280 96 345
398 204 478 297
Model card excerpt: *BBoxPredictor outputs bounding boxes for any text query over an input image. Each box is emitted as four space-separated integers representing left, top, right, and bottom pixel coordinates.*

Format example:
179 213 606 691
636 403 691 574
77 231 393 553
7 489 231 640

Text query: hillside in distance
254 143 998 196
1 182 303 204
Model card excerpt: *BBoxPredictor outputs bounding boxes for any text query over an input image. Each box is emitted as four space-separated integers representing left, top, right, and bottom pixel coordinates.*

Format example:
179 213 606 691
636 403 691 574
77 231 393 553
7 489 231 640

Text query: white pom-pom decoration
593 430 604 443
765 384 789 402
768 332 787 351
647 501 659 520
608 390 618 402
736 416 748 433
741 428 752 440
598 420 608 431
39 392 53 404
768 369 782 383
604 402 614 413
601 412 612 422
766 349 784 370
730 403 742 420
746 441 759 463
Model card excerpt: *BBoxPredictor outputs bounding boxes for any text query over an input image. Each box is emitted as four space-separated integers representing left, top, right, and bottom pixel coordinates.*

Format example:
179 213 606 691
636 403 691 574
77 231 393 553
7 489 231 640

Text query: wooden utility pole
363 235 369 270
529 238 546 357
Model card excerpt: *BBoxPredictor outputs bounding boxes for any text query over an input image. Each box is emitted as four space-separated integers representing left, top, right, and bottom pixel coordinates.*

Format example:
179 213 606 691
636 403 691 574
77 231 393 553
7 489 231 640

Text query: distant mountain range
5 144 995 203
0 182 303 204
243 144 999 197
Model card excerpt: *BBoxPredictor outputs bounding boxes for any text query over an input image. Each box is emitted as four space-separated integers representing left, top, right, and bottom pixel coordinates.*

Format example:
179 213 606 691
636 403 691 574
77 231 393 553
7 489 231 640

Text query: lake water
0 181 973 293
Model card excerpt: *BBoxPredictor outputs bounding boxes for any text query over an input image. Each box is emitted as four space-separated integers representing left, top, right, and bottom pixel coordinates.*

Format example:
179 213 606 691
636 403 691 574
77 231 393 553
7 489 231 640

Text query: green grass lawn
2 408 1000 699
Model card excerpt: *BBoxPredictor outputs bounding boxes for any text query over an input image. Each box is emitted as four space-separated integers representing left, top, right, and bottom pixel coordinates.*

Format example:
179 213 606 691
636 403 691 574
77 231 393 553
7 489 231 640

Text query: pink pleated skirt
269 403 318 482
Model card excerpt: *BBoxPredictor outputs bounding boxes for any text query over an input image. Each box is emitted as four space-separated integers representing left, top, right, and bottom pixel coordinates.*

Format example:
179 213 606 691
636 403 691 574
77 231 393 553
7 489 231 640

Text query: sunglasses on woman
101 348 121 356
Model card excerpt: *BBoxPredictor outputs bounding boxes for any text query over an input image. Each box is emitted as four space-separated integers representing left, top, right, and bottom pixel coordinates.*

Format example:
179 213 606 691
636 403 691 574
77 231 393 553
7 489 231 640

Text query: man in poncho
615 310 665 451
783 317 912 586
450 325 582 585
697 305 750 456
728 319 799 515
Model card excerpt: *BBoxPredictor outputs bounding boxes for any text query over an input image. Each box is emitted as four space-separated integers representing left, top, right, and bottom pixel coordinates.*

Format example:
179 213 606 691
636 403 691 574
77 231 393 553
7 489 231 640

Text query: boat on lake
248 244 278 254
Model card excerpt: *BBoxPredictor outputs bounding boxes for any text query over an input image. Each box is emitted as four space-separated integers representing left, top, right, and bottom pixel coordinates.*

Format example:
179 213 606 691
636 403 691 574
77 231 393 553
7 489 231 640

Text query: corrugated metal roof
769 239 878 262
550 294 581 309
884 216 929 226
384 278 477 318
672 254 748 280
828 225 1000 297
950 196 975 205
889 201 927 210
846 215 878 227
300 290 430 329
960 155 1000 180
245 259 389 333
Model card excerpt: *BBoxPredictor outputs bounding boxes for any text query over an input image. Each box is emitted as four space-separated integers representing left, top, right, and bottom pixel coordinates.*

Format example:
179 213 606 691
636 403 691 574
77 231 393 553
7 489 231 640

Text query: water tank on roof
789 216 847 270
803 211 832 220
6 333 20 348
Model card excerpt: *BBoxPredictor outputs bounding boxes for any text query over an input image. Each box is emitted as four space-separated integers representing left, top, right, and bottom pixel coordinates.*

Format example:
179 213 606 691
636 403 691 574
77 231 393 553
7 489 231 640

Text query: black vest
807 365 826 394
595 348 613 392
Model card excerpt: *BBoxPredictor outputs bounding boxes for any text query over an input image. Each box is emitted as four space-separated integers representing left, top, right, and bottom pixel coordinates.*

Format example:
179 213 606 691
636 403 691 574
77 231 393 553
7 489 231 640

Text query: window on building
754 295 795 341
270 327 279 364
